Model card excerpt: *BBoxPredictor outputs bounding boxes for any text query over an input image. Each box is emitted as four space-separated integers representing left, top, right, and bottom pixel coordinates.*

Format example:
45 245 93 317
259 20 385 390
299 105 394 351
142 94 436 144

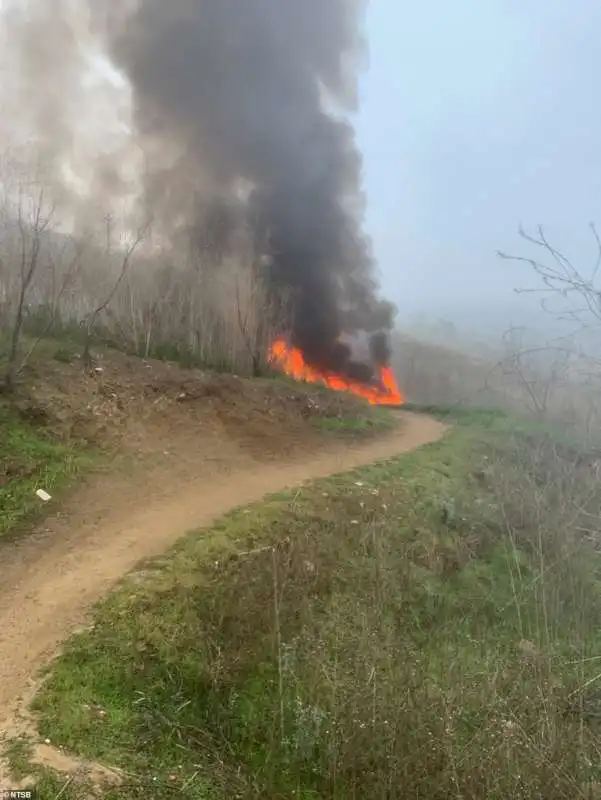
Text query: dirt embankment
13 346 389 459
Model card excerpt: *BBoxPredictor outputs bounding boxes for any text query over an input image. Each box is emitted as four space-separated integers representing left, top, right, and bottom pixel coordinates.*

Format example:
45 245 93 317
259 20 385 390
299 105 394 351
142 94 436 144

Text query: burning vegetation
269 338 404 406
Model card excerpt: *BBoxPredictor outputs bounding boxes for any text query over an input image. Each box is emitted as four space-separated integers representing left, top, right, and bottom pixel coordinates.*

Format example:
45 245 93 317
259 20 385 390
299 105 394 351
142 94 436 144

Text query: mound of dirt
12 347 386 457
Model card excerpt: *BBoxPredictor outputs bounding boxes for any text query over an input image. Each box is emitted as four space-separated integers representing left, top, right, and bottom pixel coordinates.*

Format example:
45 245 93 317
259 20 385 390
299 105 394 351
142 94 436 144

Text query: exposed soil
0 348 448 789
13 346 389 458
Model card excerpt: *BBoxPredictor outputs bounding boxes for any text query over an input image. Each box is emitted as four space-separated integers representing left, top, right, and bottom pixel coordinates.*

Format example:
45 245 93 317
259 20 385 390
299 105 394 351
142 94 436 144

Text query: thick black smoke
94 0 395 377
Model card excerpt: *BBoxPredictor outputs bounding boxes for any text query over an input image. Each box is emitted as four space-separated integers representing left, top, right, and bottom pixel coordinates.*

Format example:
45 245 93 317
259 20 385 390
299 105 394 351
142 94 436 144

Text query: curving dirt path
0 411 447 736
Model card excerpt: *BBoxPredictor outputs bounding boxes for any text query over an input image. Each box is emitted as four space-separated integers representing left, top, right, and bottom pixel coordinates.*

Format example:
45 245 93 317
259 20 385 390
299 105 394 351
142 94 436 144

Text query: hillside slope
3 408 601 798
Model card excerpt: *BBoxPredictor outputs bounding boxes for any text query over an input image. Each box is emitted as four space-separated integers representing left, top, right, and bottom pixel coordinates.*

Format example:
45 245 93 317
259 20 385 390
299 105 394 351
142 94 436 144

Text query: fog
357 0 601 344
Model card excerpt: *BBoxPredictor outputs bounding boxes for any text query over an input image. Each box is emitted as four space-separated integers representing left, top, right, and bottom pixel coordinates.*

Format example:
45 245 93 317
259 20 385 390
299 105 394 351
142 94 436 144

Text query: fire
268 339 405 406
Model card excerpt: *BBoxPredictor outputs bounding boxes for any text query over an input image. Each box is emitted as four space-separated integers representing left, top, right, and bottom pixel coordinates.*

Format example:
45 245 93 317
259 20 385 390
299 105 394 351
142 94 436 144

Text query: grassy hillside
0 403 93 537
8 407 601 798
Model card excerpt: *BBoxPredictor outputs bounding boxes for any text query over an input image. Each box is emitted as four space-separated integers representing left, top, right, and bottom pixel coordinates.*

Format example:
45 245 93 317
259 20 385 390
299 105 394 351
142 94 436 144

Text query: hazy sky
356 0 601 330
2 0 598 338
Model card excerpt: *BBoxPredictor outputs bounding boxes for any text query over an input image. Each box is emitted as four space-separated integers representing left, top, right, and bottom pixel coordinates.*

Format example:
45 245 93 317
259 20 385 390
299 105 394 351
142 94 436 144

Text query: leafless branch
2 184 55 392
498 223 601 329
82 215 151 367
18 235 86 371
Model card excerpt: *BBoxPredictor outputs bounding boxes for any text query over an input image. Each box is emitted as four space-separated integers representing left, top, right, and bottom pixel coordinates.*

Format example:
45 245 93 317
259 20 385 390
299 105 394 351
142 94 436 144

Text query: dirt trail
0 411 447 736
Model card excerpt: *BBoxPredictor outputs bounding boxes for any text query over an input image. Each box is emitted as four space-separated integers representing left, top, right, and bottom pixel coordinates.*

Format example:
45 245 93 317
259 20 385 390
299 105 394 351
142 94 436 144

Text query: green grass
312 405 396 434
0 404 94 537
11 407 601 797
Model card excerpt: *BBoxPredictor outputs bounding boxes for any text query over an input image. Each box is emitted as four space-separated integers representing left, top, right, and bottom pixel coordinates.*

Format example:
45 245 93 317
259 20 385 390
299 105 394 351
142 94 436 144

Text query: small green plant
313 407 395 434
52 346 76 364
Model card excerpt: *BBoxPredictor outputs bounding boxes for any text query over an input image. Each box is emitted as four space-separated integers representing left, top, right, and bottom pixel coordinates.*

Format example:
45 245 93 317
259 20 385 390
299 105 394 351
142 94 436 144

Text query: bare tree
0 151 289 384
1 183 55 392
498 223 601 333
493 327 572 420
81 214 150 368
17 233 86 371
497 224 601 432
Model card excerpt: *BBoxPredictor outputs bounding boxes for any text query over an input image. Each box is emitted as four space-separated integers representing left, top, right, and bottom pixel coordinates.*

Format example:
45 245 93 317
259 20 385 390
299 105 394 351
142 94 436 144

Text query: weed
52 346 76 364
0 404 94 537
22 413 601 797
312 406 395 434
2 736 86 799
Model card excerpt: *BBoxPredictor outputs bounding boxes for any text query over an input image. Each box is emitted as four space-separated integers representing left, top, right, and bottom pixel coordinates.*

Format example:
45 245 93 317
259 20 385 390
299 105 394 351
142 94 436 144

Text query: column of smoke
93 0 396 383
7 0 397 382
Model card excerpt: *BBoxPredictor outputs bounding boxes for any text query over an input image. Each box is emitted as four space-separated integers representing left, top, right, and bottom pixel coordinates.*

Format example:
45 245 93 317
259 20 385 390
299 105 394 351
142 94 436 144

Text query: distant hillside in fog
400 298 587 354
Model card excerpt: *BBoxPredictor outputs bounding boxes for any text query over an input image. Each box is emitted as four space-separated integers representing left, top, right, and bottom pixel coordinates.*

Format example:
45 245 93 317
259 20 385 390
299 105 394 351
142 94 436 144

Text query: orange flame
268 339 405 406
